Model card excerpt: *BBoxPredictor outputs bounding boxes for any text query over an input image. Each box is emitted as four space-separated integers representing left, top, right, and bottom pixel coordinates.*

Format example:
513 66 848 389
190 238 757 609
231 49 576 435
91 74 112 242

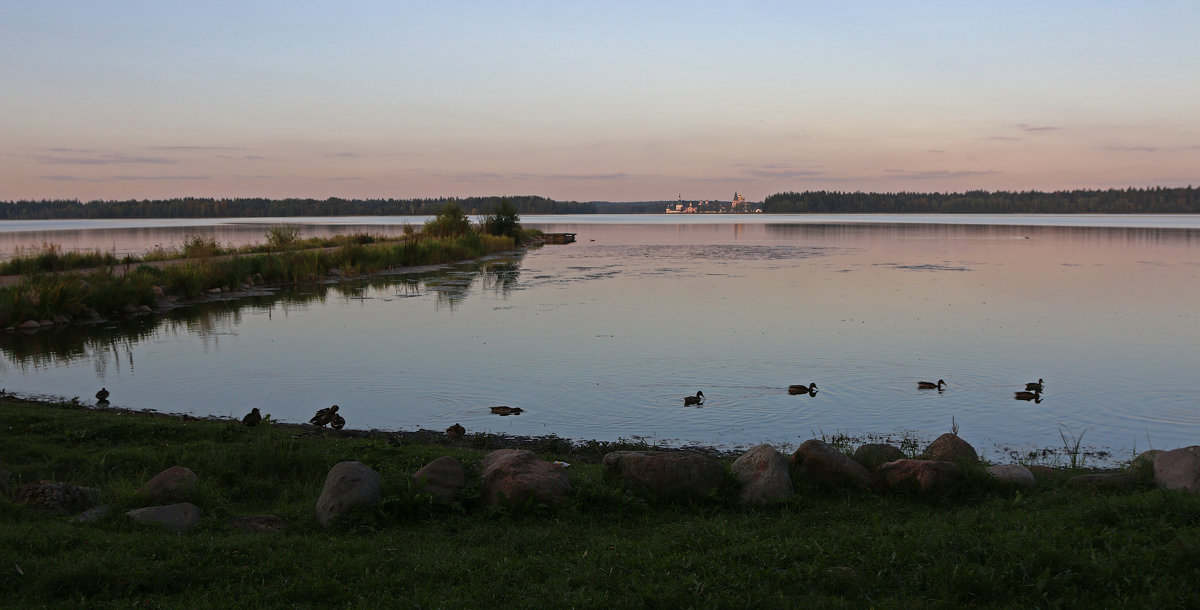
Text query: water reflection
0 253 525 370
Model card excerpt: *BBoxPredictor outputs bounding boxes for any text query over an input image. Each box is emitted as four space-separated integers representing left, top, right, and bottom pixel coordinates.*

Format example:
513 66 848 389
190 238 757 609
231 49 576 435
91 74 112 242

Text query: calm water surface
3 215 1199 463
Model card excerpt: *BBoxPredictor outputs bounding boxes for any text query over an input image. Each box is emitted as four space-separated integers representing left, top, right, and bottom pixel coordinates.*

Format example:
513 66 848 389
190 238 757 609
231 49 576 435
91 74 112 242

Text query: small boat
788 383 818 395
684 391 705 406
310 405 339 427
241 408 262 427
490 406 524 416
918 379 946 390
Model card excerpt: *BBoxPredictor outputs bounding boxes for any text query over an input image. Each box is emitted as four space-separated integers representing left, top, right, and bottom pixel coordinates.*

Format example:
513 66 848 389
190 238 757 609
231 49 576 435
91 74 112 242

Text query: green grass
3 397 1199 608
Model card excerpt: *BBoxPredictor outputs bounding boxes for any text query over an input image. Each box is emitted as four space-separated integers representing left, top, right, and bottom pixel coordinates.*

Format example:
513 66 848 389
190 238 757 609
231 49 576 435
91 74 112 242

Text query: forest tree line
762 187 1199 214
2 187 1198 219
0 195 595 220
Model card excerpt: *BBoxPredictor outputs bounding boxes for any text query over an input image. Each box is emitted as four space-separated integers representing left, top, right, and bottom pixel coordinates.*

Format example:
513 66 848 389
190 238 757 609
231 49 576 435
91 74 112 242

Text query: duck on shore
684 391 705 406
242 408 261 427
918 379 946 390
310 405 339 427
788 383 818 396
330 413 345 430
95 387 110 402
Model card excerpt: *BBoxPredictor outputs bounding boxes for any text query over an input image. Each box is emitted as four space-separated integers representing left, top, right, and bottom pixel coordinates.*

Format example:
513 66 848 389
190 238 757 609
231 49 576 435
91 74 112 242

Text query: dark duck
684 391 705 406
310 405 339 427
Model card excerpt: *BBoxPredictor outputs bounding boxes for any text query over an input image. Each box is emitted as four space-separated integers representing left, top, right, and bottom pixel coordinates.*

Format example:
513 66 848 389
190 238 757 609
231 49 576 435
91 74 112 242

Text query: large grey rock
731 444 794 506
1067 473 1141 491
790 439 876 490
413 456 466 503
137 466 199 502
315 461 382 526
987 464 1036 488
602 451 726 502
1128 450 1163 479
16 481 99 515
878 459 964 494
1154 446 1200 493
921 433 979 464
852 444 906 471
480 449 572 507
126 503 202 532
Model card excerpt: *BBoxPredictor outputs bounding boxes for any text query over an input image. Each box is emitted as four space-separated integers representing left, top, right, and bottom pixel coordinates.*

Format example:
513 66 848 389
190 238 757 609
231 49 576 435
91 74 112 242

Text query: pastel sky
3 1 1198 203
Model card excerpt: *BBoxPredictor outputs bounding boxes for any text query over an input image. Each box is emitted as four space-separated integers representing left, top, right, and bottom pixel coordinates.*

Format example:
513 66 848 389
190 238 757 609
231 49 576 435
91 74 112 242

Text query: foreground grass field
3 397 1199 608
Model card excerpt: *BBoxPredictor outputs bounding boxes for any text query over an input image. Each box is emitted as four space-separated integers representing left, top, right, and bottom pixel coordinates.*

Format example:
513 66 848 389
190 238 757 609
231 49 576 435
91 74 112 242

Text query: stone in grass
1066 473 1142 491
790 439 876 490
920 433 979 464
730 444 794 506
986 464 1036 488
602 451 725 502
481 449 572 507
72 505 112 524
878 459 964 494
315 461 382 527
126 503 202 532
137 466 199 503
1127 450 1163 479
413 456 466 504
16 481 100 515
852 444 906 472
1153 446 1200 493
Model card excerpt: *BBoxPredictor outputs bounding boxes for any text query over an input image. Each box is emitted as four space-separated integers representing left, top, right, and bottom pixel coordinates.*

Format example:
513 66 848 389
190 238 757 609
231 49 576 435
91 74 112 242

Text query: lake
3 214 1199 465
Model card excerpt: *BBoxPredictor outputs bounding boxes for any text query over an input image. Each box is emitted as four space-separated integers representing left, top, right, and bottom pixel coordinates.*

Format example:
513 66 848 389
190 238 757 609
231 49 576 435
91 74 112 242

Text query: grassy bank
0 230 529 328
3 397 1199 608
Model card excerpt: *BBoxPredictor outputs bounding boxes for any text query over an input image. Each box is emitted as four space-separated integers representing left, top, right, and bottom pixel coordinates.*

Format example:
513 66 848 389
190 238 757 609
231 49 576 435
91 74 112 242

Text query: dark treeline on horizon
2 187 1198 219
0 195 596 220
763 186 1199 214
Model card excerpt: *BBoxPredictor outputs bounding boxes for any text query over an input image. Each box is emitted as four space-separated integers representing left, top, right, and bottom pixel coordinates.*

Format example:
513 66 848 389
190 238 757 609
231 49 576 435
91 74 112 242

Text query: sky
2 1 1198 203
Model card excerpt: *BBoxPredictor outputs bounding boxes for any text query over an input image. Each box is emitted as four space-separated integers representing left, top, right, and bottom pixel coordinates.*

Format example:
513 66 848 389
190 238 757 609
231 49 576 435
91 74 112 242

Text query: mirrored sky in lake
3 215 1199 464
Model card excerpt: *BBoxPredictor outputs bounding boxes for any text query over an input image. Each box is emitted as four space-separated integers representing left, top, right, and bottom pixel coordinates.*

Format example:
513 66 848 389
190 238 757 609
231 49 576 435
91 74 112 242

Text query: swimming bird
1014 390 1042 402
446 423 466 438
684 391 705 406
1025 378 1045 392
330 413 345 430
242 408 261 427
490 406 524 416
918 379 946 390
788 383 818 395
309 405 339 427
95 387 110 402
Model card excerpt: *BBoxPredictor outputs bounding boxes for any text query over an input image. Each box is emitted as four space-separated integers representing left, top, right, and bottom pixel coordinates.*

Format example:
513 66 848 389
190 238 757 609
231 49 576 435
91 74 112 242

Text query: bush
266 225 302 250
423 202 474 239
481 198 523 243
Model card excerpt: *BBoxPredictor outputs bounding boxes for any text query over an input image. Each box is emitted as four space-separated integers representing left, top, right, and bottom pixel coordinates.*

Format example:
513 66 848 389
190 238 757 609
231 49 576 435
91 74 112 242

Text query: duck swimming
1025 378 1045 392
917 379 946 390
788 383 818 395
490 406 524 416
310 405 339 427
242 408 262 427
1014 390 1042 403
684 391 705 406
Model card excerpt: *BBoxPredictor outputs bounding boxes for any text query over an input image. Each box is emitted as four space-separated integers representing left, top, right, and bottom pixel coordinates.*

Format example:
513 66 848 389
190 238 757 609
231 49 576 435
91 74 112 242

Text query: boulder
315 461 382 526
1067 473 1141 491
126 503 202 532
481 449 572 507
1154 446 1200 493
790 440 876 490
16 481 99 515
730 444 794 506
72 505 111 524
987 464 1036 488
1128 450 1163 479
852 444 906 471
921 433 979 464
413 456 466 503
602 451 725 502
1027 465 1064 482
878 459 964 494
137 466 199 502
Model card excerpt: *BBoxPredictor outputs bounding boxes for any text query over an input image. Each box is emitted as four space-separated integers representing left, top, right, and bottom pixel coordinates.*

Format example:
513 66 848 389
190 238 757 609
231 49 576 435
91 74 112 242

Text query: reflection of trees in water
0 252 525 368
